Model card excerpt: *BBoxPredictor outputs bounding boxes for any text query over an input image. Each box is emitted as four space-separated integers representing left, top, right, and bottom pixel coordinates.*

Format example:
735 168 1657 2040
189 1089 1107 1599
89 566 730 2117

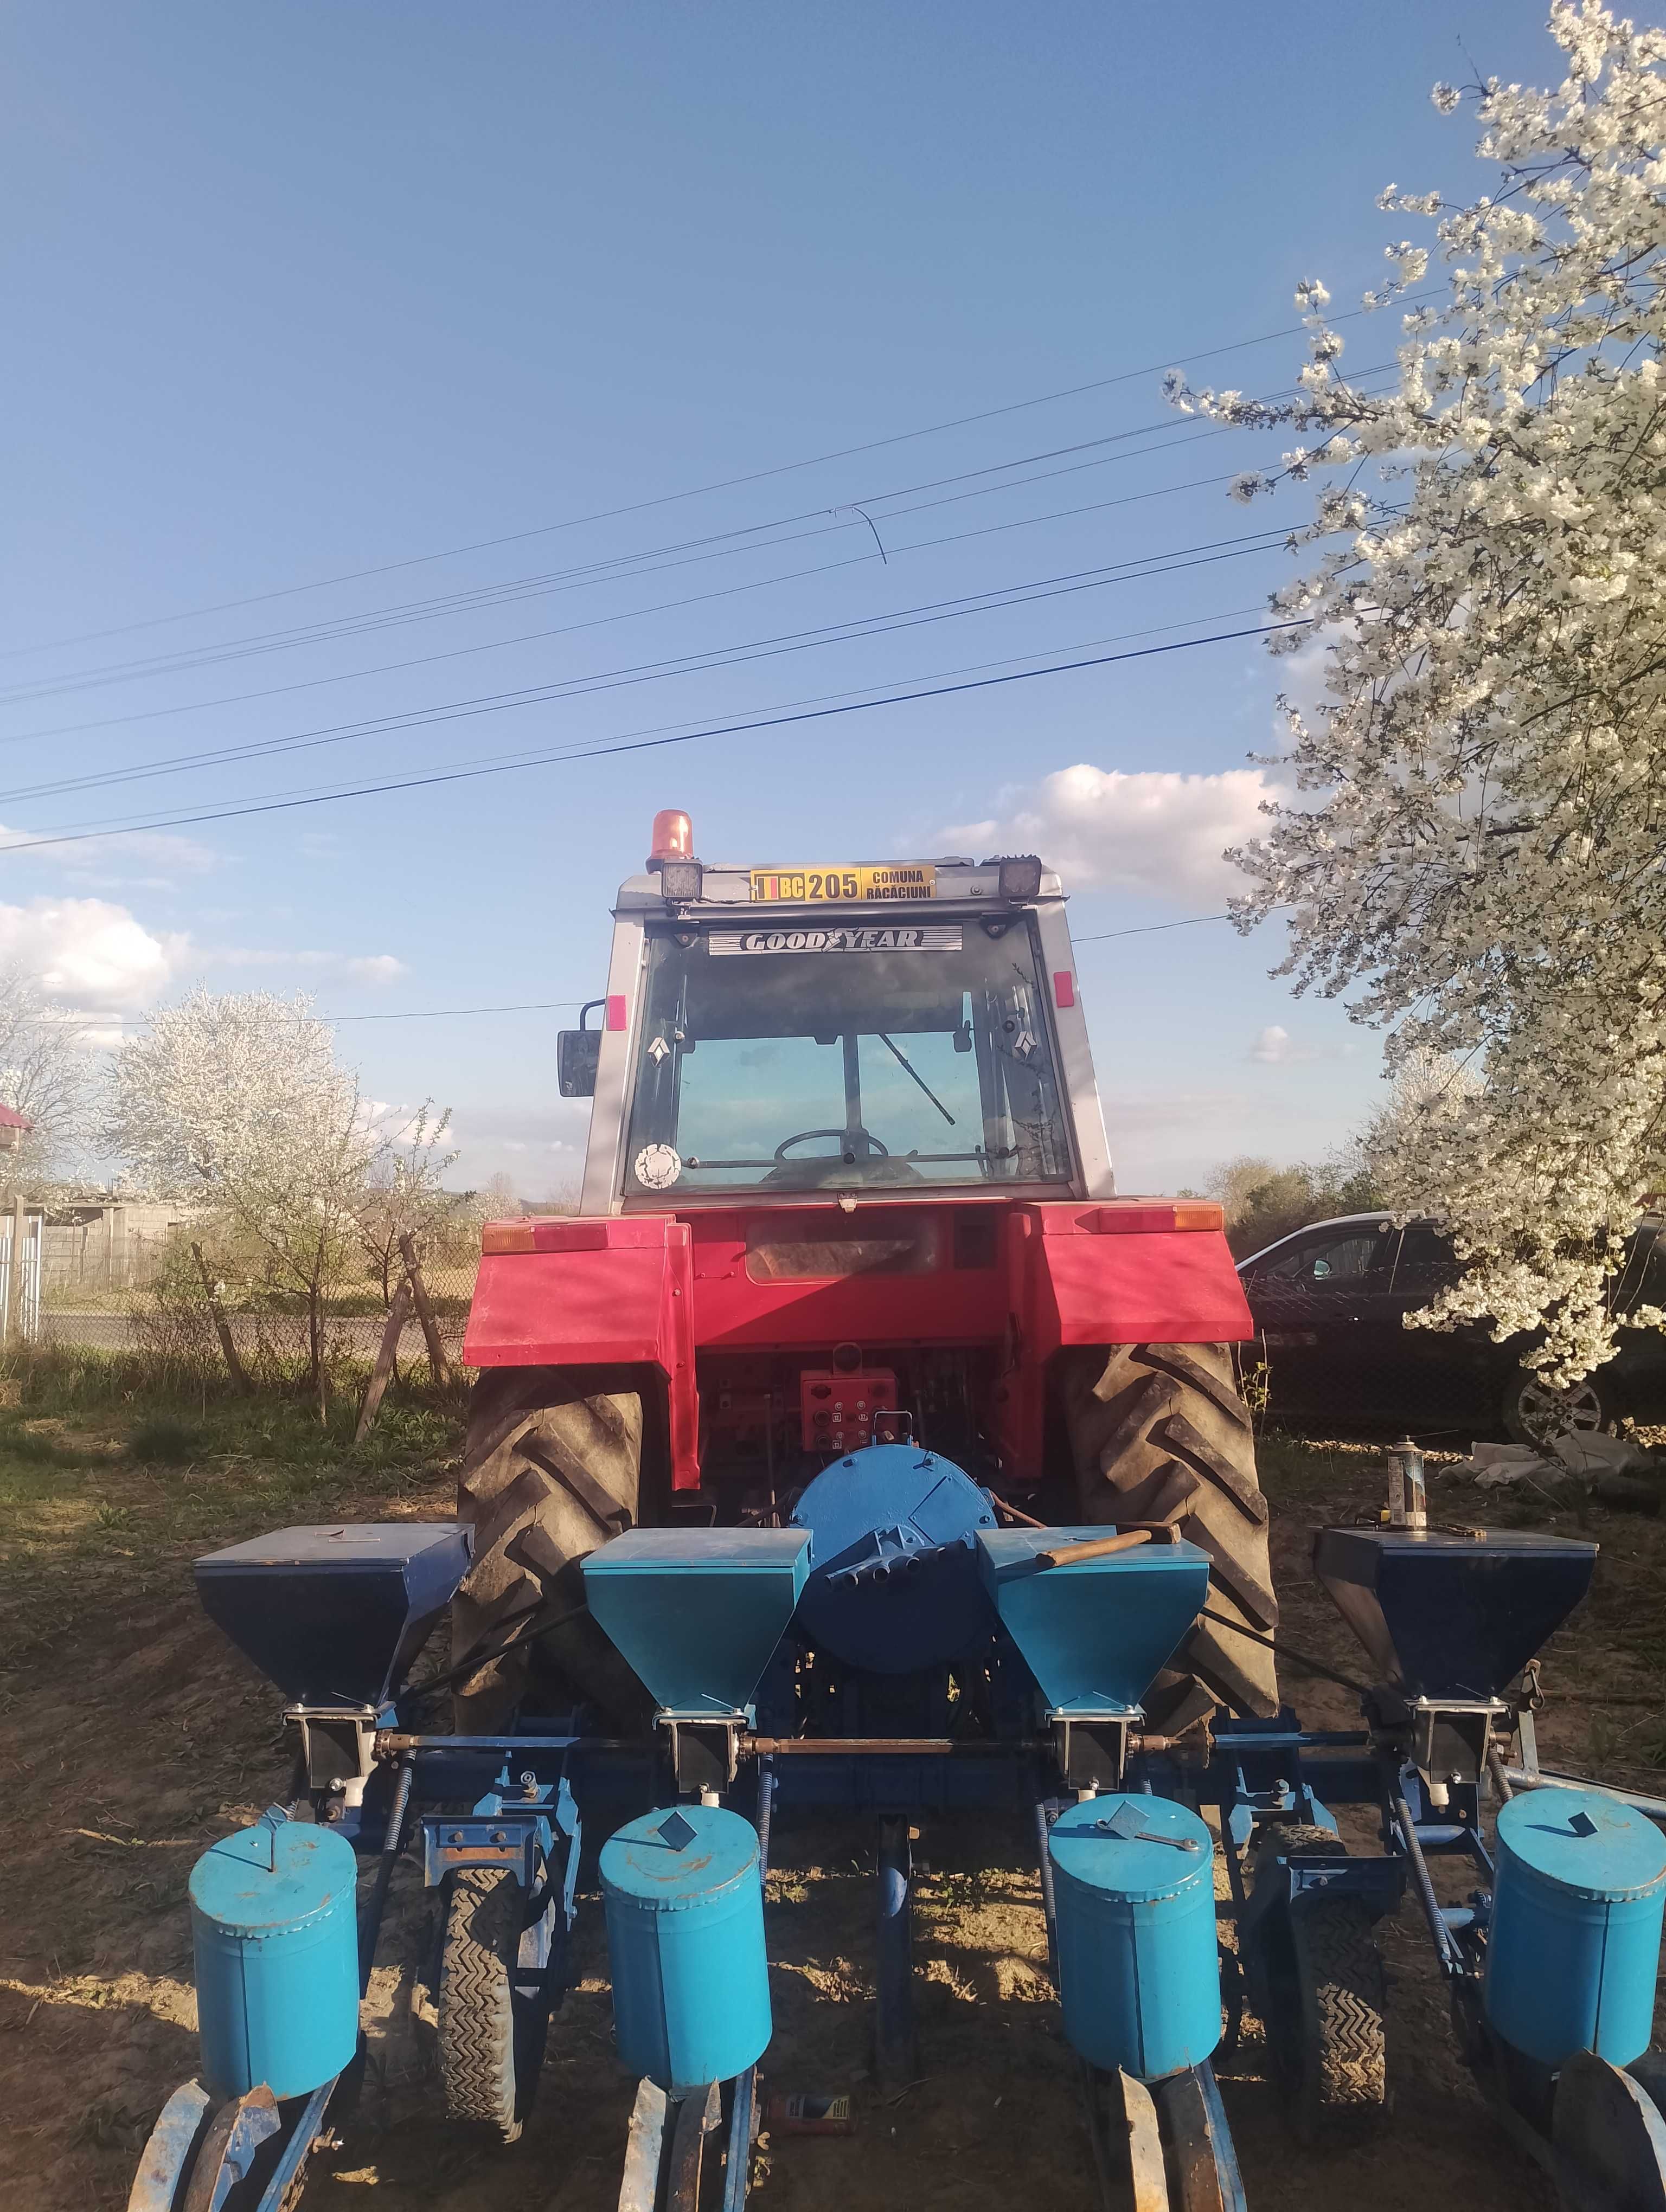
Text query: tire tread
438 1869 521 2142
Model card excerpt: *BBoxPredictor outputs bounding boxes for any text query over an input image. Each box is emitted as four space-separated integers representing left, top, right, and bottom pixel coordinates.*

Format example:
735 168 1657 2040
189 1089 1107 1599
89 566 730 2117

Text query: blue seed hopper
130 1444 1666 2212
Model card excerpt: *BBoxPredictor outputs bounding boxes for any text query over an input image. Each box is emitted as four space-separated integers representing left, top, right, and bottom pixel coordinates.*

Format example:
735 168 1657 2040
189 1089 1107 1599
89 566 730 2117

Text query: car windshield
622 917 1073 1194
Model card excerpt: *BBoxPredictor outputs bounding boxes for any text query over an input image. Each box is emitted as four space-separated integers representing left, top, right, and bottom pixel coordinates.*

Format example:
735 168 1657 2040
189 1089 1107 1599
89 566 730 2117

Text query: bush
129 1416 204 1465
1205 1155 1383 1259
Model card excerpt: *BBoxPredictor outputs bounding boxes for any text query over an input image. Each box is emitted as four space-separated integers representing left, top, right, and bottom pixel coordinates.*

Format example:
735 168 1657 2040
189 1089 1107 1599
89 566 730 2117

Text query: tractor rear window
622 920 1073 1195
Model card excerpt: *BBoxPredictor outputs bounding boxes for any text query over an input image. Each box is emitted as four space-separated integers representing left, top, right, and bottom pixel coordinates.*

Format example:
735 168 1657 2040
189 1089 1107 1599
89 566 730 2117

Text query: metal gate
0 1215 43 1343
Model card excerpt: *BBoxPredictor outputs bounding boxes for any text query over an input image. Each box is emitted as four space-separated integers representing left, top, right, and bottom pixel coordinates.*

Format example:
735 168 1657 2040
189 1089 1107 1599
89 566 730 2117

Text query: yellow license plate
749 864 937 903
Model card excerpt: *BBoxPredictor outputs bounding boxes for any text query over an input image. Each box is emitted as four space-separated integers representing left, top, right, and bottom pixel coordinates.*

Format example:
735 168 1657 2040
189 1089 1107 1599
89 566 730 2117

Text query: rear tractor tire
1063 1342 1279 1719
452 1366 652 1731
1249 1825 1388 2142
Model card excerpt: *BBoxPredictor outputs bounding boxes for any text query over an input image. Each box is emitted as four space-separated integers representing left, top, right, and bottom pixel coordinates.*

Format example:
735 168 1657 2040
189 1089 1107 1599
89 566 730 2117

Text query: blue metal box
583 1528 810 1712
601 1804 771 2093
1049 1793 1220 2081
1313 1526 1597 1701
189 1810 360 2099
194 1521 471 1707
1485 1784 1666 2067
977 1530 1210 1709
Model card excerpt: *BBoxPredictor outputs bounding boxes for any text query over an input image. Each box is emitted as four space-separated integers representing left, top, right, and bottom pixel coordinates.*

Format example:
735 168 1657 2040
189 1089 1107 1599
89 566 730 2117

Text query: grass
127 1414 204 1465
0 1348 466 1680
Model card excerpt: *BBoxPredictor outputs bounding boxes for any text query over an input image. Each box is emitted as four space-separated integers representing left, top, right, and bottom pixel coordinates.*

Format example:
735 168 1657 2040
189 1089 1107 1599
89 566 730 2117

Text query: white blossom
105 990 450 1410
1175 2 1666 1382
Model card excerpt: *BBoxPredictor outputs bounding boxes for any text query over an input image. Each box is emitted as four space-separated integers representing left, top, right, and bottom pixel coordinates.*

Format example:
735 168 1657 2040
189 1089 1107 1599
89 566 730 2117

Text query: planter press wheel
437 1866 557 2145
1248 1825 1387 2143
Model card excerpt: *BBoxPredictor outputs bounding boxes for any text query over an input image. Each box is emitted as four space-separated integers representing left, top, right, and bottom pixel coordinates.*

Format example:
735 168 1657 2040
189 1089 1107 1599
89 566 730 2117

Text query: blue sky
0 2 1568 1195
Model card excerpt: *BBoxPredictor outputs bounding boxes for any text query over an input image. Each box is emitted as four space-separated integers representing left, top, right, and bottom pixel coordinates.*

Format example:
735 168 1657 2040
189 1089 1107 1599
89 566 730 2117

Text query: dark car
1236 1210 1666 1444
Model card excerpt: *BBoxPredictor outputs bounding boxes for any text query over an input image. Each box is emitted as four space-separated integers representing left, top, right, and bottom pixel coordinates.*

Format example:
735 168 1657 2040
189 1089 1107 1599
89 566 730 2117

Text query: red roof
0 1107 31 1131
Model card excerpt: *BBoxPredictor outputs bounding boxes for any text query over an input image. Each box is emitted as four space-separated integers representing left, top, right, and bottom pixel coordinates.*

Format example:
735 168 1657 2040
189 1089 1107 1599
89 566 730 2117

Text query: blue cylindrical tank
1484 1784 1666 2068
1048 1793 1220 2081
189 1810 360 2099
601 1804 771 2093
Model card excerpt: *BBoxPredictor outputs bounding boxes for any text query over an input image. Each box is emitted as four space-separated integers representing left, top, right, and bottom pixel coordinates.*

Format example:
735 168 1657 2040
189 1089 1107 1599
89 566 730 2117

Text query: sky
0 1 1577 1197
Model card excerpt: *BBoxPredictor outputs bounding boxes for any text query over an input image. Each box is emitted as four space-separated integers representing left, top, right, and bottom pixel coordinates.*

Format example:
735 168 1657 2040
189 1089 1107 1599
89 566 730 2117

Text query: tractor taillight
1092 1202 1225 1233
649 809 693 864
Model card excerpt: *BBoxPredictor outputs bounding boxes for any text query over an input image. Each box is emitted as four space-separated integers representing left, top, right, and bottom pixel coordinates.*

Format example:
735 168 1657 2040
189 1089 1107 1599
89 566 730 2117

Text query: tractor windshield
622 917 1073 1195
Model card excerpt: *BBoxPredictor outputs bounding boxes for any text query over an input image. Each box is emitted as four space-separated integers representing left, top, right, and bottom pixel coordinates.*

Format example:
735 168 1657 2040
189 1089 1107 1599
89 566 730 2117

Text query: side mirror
558 1028 600 1098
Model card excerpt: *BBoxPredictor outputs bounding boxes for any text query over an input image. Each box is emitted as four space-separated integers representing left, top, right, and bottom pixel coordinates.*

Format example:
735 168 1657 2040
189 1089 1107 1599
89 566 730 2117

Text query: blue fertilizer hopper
195 1521 472 1708
1313 1526 1598 1701
977 1529 1210 1710
582 1527 810 1713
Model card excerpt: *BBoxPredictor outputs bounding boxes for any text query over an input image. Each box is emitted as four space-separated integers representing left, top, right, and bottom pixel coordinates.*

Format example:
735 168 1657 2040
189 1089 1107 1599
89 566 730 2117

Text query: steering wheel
774 1127 890 1161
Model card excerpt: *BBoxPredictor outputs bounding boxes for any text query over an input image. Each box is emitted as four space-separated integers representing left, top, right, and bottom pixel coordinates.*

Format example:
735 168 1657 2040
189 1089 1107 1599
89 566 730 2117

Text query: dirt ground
2 1420 1663 2211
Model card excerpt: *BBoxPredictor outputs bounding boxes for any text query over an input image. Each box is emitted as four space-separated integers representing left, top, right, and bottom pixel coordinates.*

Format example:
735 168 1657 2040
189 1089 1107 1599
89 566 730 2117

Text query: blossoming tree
106 989 445 1413
1171 0 1666 1384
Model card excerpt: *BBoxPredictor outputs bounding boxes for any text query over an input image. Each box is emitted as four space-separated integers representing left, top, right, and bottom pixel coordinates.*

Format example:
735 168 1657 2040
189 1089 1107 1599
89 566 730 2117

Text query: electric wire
0 415 1262 697
9 603 1281 862
0 615 1309 856
4 295 1434 661
0 363 1399 709
0 528 1305 809
2 457 1265 749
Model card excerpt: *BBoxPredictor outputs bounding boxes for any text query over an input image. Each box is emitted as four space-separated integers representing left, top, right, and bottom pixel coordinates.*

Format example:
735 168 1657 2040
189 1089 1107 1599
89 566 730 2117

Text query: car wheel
1502 1366 1614 1448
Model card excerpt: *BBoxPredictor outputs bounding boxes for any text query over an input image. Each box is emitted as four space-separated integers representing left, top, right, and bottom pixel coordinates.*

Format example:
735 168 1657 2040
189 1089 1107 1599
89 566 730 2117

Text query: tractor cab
558 809 1114 1210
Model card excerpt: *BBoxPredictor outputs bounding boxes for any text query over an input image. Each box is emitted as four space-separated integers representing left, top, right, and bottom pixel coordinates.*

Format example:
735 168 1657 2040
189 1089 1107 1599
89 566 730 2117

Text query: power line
1076 912 1235 941
1 379 1341 706
98 911 1283 1027
0 527 1304 809
2 458 1259 749
0 362 1398 712
6 604 1280 844
102 998 587 1028
0 616 1309 855
4 297 1433 661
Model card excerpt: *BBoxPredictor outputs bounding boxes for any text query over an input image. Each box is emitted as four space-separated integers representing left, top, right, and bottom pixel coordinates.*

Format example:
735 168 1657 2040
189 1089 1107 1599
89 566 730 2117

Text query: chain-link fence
32 1223 485 1381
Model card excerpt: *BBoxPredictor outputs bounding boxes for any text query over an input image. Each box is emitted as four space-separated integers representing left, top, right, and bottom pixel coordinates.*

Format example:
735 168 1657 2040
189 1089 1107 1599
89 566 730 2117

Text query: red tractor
454 811 1275 1732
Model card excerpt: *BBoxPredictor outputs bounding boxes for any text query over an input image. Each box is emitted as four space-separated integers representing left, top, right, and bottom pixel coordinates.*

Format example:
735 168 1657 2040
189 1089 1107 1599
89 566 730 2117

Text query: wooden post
355 1277 413 1444
399 1232 451 1387
192 1243 252 1394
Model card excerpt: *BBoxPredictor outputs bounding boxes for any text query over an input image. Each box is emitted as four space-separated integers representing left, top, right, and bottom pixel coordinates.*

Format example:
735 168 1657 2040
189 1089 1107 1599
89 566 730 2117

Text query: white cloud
1248 1024 1355 1066
0 824 220 884
1250 1025 1297 1063
0 896 183 1012
202 947 407 984
937 765 1281 901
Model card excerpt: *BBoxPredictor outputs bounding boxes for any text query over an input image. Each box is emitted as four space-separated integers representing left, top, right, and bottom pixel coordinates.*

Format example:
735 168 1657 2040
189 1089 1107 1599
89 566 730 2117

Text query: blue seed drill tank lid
601 1803 760 1908
1048 1793 1214 1898
189 1810 358 1933
1496 1786 1666 1899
